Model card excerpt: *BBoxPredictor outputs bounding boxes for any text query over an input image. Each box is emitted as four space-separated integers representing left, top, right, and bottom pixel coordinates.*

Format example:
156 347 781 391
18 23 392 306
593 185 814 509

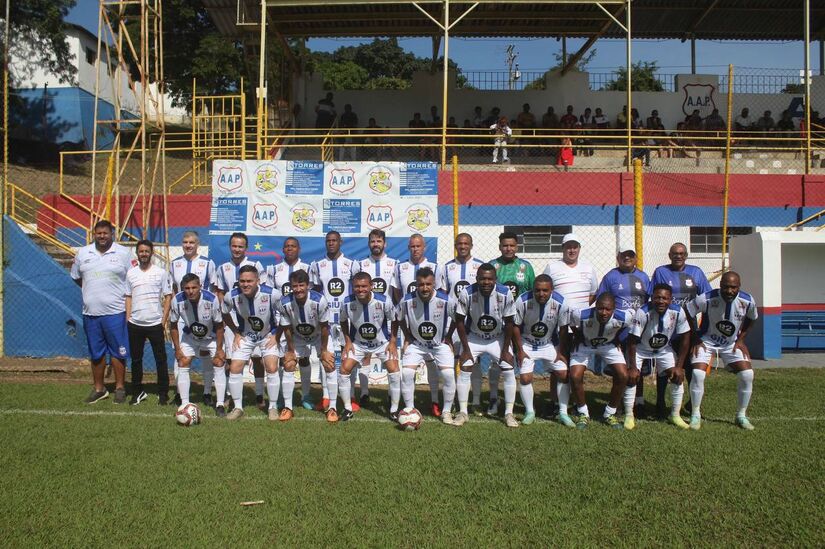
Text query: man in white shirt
125 240 173 405
71 220 134 404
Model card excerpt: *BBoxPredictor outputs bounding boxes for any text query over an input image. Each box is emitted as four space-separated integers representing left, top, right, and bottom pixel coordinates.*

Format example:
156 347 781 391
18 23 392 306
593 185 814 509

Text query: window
85 47 95 65
690 226 753 254
504 225 572 254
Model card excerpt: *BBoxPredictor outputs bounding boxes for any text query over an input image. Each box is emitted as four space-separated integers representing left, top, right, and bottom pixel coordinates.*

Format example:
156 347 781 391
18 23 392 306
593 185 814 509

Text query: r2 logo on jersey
716 320 736 338
248 316 265 332
359 323 378 341
296 323 315 337
477 315 498 333
530 322 549 339
504 281 518 298
418 321 437 341
453 280 469 298
649 333 669 349
407 282 417 294
190 322 208 338
589 337 608 348
281 283 293 296
372 277 387 295
328 278 345 297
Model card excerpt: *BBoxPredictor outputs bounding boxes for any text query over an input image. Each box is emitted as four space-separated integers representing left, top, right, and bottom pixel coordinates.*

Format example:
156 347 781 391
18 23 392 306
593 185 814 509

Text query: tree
605 61 665 92
524 48 597 90
781 82 804 94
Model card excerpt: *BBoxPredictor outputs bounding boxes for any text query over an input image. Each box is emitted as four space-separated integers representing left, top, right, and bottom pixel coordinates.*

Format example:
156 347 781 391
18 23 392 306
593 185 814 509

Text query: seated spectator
409 112 427 131
630 108 641 129
516 103 537 156
704 108 726 132
337 103 359 161
673 122 700 159
593 107 610 146
646 110 662 130
756 110 775 147
429 105 440 126
362 117 384 160
734 108 753 131
578 108 595 157
616 105 628 128
472 106 485 128
484 107 501 127
409 112 429 160
776 109 795 132
631 129 655 167
560 105 577 128
541 106 559 129
556 136 574 168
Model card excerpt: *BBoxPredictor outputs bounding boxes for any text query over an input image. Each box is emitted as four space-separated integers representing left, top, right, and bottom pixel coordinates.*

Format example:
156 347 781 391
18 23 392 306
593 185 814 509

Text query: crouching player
339 272 401 422
455 263 518 428
221 265 281 421
626 283 691 429
396 267 455 424
512 274 573 427
569 292 634 430
686 271 757 431
169 274 226 414
278 270 338 422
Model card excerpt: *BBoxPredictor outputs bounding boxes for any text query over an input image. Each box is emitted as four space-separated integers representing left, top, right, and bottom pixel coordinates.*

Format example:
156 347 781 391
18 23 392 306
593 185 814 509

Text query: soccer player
265 237 314 410
488 231 536 415
512 275 574 426
221 265 281 421
278 269 338 422
169 231 217 405
685 271 757 431
454 263 518 427
310 231 359 412
627 283 691 429
443 233 484 415
125 240 173 405
71 220 133 404
169 273 226 414
339 272 400 422
354 229 399 407
215 232 267 411
396 267 455 424
393 233 444 417
568 293 635 430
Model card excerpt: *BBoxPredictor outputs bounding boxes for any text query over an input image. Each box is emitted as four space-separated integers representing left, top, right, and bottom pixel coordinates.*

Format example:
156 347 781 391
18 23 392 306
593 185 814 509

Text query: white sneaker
442 411 455 425
226 408 245 421
504 413 519 428
453 411 469 426
268 408 279 421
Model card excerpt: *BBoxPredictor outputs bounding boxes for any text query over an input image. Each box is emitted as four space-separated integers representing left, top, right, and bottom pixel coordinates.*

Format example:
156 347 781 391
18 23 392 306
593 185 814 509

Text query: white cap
561 233 581 246
617 246 636 255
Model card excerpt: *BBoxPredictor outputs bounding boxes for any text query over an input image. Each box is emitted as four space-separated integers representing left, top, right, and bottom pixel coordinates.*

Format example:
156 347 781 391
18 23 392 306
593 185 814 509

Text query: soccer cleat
350 401 361 413
442 411 455 425
202 393 213 408
215 405 227 418
453 411 469 426
301 396 314 410
559 414 576 428
471 404 483 417
504 413 519 428
359 394 370 408
316 397 330 412
736 416 755 431
522 412 536 425
487 398 499 416
129 391 147 406
389 410 400 422
576 415 590 430
158 393 169 406
173 392 182 406
226 408 245 421
279 408 294 422
325 408 339 423
432 403 442 417
689 416 702 431
624 415 636 431
669 414 690 430
603 415 624 430
113 388 127 404
255 395 267 412
84 389 109 404
544 402 560 420
268 408 279 421
340 409 354 422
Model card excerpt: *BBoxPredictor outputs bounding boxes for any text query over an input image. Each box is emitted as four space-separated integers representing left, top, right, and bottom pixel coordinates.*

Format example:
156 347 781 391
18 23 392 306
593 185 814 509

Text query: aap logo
215 165 244 193
682 83 716 117
366 205 393 230
252 203 278 230
328 168 356 195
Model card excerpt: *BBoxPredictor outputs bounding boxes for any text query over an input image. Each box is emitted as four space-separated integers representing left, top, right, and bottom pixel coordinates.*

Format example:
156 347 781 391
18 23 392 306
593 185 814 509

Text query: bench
781 311 825 350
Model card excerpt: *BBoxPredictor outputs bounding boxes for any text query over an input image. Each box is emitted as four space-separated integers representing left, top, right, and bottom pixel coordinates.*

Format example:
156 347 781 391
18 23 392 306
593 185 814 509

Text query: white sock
669 381 684 416
502 368 516 415
177 368 191 405
265 372 281 410
338 370 352 411
229 372 244 409
214 367 227 406
604 405 617 418
577 403 589 417
282 371 295 410
326 370 338 409
173 360 179 381
624 386 637 416
388 371 401 413
488 363 500 401
202 362 213 396
519 381 534 414
300 363 311 399
736 369 754 418
690 368 707 418
635 382 644 405
426 360 439 403
359 370 370 397
255 376 265 397
557 382 570 415
471 364 482 405
350 369 358 399
457 370 472 414
439 368 456 414
401 368 416 410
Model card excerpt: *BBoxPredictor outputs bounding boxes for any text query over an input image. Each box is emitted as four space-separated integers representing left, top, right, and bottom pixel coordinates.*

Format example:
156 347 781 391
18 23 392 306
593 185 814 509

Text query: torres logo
254 163 280 193
291 203 316 232
405 204 432 232
367 205 393 230
216 165 244 193
252 203 278 229
367 166 393 194
328 168 356 195
682 83 716 117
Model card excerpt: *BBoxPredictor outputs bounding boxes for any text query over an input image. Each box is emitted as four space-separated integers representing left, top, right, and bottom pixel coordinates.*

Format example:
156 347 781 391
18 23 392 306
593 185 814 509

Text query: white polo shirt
543 259 599 312
70 242 133 316
125 264 173 327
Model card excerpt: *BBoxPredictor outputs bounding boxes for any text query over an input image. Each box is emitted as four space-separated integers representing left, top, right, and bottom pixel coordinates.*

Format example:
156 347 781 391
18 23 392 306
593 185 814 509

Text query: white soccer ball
397 408 423 431
175 403 201 427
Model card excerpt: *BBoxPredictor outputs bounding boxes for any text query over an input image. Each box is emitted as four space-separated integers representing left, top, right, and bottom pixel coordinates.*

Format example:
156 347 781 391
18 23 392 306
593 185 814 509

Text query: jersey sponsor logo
407 281 417 294
504 281 518 298
254 163 279 193
649 333 669 349
366 205 393 230
328 169 356 195
405 204 432 232
248 316 265 332
477 315 498 333
216 165 244 193
530 322 549 339
588 337 608 347
252 203 278 229
296 323 315 337
328 277 345 297
418 321 437 341
367 166 393 194
281 282 293 296
359 323 378 341
372 277 388 294
453 280 469 298
716 320 736 337
190 322 209 338
291 203 316 232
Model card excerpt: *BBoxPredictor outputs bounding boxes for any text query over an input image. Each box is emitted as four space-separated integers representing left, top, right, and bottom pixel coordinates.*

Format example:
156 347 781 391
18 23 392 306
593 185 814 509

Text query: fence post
633 158 643 269
721 64 734 273
452 154 459 241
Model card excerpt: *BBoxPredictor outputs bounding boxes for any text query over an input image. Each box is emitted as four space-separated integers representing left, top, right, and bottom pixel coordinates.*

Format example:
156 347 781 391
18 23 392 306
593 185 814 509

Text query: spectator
631 129 654 167
704 108 726 132
429 105 440 126
616 105 628 128
516 103 537 129
560 105 577 128
646 109 662 130
472 106 485 128
593 107 610 147
484 107 501 127
490 116 512 163
685 109 703 131
630 108 641 129
314 92 336 129
557 135 574 168
337 103 359 161
756 110 775 143
776 109 795 132
362 117 383 160
541 106 559 129
409 112 429 160
734 107 753 131
578 108 595 157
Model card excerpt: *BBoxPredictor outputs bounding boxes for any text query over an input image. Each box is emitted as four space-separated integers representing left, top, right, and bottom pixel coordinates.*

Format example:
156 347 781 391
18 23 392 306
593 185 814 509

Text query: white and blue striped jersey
216 257 266 293
170 255 216 292
456 282 516 339
278 291 330 343
341 293 395 348
355 255 398 297
687 289 758 349
266 259 310 297
571 307 630 349
514 291 570 349
630 303 690 358
443 257 484 301
170 290 222 340
395 258 444 296
397 291 452 347
221 285 281 341
309 255 357 324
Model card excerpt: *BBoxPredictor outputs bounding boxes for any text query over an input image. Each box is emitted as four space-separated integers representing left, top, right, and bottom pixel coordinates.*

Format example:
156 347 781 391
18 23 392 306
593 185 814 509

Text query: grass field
1 368 824 547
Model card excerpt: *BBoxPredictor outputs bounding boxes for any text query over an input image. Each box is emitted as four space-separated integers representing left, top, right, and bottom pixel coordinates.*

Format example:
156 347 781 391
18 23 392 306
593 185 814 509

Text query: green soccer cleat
669 414 690 430
624 415 636 431
689 415 702 431
736 416 755 431
522 411 536 425
603 414 624 430
559 414 576 428
576 415 590 430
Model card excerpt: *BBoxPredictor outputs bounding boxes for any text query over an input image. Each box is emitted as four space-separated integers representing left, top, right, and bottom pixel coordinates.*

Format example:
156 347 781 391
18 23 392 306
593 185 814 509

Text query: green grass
1 368 824 547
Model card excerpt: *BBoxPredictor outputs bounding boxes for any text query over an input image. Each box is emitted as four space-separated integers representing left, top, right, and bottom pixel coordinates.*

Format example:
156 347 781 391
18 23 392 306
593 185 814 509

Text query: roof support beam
685 0 720 37
562 4 625 74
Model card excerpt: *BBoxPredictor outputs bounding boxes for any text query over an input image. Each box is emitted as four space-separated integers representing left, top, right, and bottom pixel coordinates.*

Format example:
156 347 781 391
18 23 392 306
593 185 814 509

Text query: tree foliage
605 61 665 92
5 0 77 86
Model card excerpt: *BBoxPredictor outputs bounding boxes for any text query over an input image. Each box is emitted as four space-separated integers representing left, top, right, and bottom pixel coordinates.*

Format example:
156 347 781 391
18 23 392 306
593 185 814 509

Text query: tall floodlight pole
0 0 9 357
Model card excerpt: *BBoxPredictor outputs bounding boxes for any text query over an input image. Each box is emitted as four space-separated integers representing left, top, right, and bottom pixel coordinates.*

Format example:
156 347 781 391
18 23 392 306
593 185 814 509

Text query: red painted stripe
780 303 825 311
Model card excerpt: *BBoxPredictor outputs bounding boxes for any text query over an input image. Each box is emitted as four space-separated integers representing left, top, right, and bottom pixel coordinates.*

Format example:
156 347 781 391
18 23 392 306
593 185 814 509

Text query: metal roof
202 0 824 41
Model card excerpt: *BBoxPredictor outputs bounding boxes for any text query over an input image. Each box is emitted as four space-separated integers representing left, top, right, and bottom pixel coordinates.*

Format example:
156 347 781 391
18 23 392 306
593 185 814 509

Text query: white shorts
224 326 262 359
521 345 566 373
403 342 453 368
690 344 749 368
293 337 333 359
466 333 513 369
635 352 676 375
179 335 217 358
232 336 279 362
571 345 626 373
348 341 392 366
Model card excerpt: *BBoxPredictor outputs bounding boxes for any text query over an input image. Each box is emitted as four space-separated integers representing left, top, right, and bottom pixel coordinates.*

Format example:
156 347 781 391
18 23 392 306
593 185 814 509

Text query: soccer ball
175 403 201 427
397 408 423 431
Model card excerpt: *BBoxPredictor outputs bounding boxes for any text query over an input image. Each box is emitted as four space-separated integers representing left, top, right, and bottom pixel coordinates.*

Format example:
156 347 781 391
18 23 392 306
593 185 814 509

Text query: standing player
310 231 360 412
169 231 217 406
568 293 635 430
488 231 536 415
221 265 281 421
266 237 315 410
169 273 226 414
685 271 757 431
215 233 267 410
454 263 518 427
279 270 338 422
396 268 456 424
393 233 444 417
354 229 399 407
626 283 691 429
512 275 574 426
339 272 401 421
443 233 484 415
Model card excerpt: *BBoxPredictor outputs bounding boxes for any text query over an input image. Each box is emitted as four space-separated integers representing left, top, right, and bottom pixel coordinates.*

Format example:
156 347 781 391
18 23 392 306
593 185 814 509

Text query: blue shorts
83 313 130 362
